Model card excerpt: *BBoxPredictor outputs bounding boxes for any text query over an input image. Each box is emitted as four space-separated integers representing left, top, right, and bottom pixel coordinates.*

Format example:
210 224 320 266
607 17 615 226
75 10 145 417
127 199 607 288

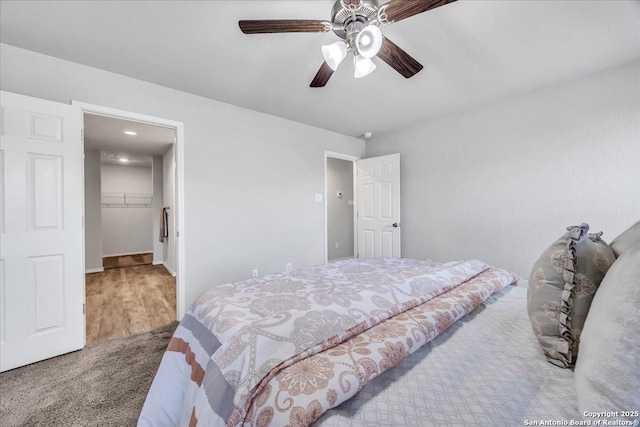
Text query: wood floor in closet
85 264 176 345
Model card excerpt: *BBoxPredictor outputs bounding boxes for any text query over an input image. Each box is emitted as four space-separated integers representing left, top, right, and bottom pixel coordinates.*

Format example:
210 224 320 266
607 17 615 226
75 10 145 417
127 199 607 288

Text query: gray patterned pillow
527 224 616 368
575 241 640 418
610 220 640 258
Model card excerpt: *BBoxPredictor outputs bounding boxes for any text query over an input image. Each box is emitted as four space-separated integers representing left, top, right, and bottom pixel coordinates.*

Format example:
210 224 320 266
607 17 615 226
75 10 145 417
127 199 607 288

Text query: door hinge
81 128 84 141
176 231 179 237
83 303 85 314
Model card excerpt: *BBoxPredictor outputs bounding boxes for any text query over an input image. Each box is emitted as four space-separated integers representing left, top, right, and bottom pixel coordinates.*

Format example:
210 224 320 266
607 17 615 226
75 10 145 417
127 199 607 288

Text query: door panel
31 154 63 229
381 231 394 257
363 229 375 257
357 153 401 258
31 254 65 333
28 113 63 142
363 183 375 219
0 91 84 372
380 181 393 219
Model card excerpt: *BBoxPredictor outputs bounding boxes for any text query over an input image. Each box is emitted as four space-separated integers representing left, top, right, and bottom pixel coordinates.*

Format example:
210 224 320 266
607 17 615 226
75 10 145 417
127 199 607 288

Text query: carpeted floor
0 322 178 426
103 253 153 270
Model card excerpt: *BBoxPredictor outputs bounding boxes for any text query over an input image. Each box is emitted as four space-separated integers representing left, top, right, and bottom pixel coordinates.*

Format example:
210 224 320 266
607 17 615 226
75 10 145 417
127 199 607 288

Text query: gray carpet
0 322 178 426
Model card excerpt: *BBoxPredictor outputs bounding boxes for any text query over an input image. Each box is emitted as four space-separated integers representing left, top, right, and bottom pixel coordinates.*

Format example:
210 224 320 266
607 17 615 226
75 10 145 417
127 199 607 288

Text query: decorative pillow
575 241 640 418
527 224 616 368
610 220 640 258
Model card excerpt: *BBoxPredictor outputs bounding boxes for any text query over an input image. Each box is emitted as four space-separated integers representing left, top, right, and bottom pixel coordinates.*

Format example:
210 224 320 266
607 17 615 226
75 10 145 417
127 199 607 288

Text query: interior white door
0 91 84 372
357 153 401 258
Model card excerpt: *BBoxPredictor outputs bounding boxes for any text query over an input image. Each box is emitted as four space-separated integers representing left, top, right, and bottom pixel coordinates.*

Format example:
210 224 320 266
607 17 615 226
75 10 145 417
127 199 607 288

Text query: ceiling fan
239 0 457 87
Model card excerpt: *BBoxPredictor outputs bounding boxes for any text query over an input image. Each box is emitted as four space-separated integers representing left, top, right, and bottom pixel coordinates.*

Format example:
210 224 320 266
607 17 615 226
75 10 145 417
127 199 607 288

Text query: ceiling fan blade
377 38 423 78
381 0 457 23
310 62 334 88
239 20 331 34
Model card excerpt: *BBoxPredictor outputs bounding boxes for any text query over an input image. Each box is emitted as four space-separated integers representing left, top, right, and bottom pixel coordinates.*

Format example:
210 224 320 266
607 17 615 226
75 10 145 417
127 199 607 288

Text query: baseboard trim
329 256 355 263
162 262 176 277
85 267 104 274
152 261 163 266
103 251 153 258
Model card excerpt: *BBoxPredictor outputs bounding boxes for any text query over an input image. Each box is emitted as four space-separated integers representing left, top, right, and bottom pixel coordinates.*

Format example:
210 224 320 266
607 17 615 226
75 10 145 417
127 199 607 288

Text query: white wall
0 44 365 309
162 146 176 275
366 61 640 278
101 164 153 256
327 157 354 261
84 149 103 271
152 156 164 265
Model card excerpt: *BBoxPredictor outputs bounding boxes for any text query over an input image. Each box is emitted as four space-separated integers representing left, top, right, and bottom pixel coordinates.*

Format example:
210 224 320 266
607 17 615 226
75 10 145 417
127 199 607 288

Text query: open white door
356 153 401 258
0 91 84 372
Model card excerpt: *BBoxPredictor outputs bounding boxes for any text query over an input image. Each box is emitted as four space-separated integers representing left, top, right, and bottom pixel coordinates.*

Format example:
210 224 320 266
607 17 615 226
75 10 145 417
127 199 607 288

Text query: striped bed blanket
139 258 518 426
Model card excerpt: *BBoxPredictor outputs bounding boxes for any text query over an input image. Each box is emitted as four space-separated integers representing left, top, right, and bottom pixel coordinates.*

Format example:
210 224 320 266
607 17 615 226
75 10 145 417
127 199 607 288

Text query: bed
139 221 640 427
141 256 576 426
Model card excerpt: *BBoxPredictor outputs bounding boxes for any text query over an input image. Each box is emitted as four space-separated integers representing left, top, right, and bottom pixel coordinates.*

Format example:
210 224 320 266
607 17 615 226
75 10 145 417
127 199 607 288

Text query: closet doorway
325 151 359 262
80 106 182 345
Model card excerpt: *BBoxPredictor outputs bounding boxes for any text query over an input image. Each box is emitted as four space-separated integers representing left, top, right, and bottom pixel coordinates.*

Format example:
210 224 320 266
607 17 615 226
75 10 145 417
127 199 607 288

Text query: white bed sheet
315 283 578 427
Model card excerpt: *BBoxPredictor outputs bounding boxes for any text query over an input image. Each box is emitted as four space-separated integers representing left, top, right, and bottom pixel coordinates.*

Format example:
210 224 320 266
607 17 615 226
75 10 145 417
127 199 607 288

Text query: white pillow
574 241 640 419
610 220 640 258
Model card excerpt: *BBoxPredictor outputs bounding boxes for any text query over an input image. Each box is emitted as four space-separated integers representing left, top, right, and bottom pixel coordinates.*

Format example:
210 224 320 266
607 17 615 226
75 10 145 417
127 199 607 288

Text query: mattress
315 283 579 426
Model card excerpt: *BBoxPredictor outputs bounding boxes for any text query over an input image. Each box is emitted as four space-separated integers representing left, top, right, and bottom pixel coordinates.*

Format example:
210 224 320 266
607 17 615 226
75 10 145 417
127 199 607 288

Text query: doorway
75 101 185 344
325 151 359 262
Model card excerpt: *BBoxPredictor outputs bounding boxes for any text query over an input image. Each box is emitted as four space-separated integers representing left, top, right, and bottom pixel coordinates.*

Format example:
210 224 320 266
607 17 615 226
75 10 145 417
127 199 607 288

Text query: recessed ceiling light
119 158 130 162
124 131 137 136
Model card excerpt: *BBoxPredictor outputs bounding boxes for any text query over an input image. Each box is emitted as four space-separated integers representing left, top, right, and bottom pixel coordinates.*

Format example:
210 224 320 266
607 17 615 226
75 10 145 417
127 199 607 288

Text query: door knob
392 223 399 228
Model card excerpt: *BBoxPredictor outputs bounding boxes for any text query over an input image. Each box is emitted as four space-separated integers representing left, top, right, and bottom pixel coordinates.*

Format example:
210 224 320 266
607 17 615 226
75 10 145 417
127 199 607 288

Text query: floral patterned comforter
138 258 518 427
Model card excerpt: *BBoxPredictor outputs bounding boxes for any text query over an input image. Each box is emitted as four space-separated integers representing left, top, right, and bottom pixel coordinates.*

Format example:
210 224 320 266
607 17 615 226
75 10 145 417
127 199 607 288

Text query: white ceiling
1 1 639 138
84 113 174 167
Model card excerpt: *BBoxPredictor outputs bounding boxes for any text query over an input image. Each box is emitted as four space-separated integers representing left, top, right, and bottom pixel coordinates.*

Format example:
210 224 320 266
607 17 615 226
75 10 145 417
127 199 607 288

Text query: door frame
324 151 360 263
72 101 187 320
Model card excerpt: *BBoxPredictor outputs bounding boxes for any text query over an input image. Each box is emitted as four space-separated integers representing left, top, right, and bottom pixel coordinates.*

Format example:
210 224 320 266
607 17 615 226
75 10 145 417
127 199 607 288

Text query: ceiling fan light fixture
239 0 433 87
322 41 348 70
353 55 376 78
355 24 382 59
